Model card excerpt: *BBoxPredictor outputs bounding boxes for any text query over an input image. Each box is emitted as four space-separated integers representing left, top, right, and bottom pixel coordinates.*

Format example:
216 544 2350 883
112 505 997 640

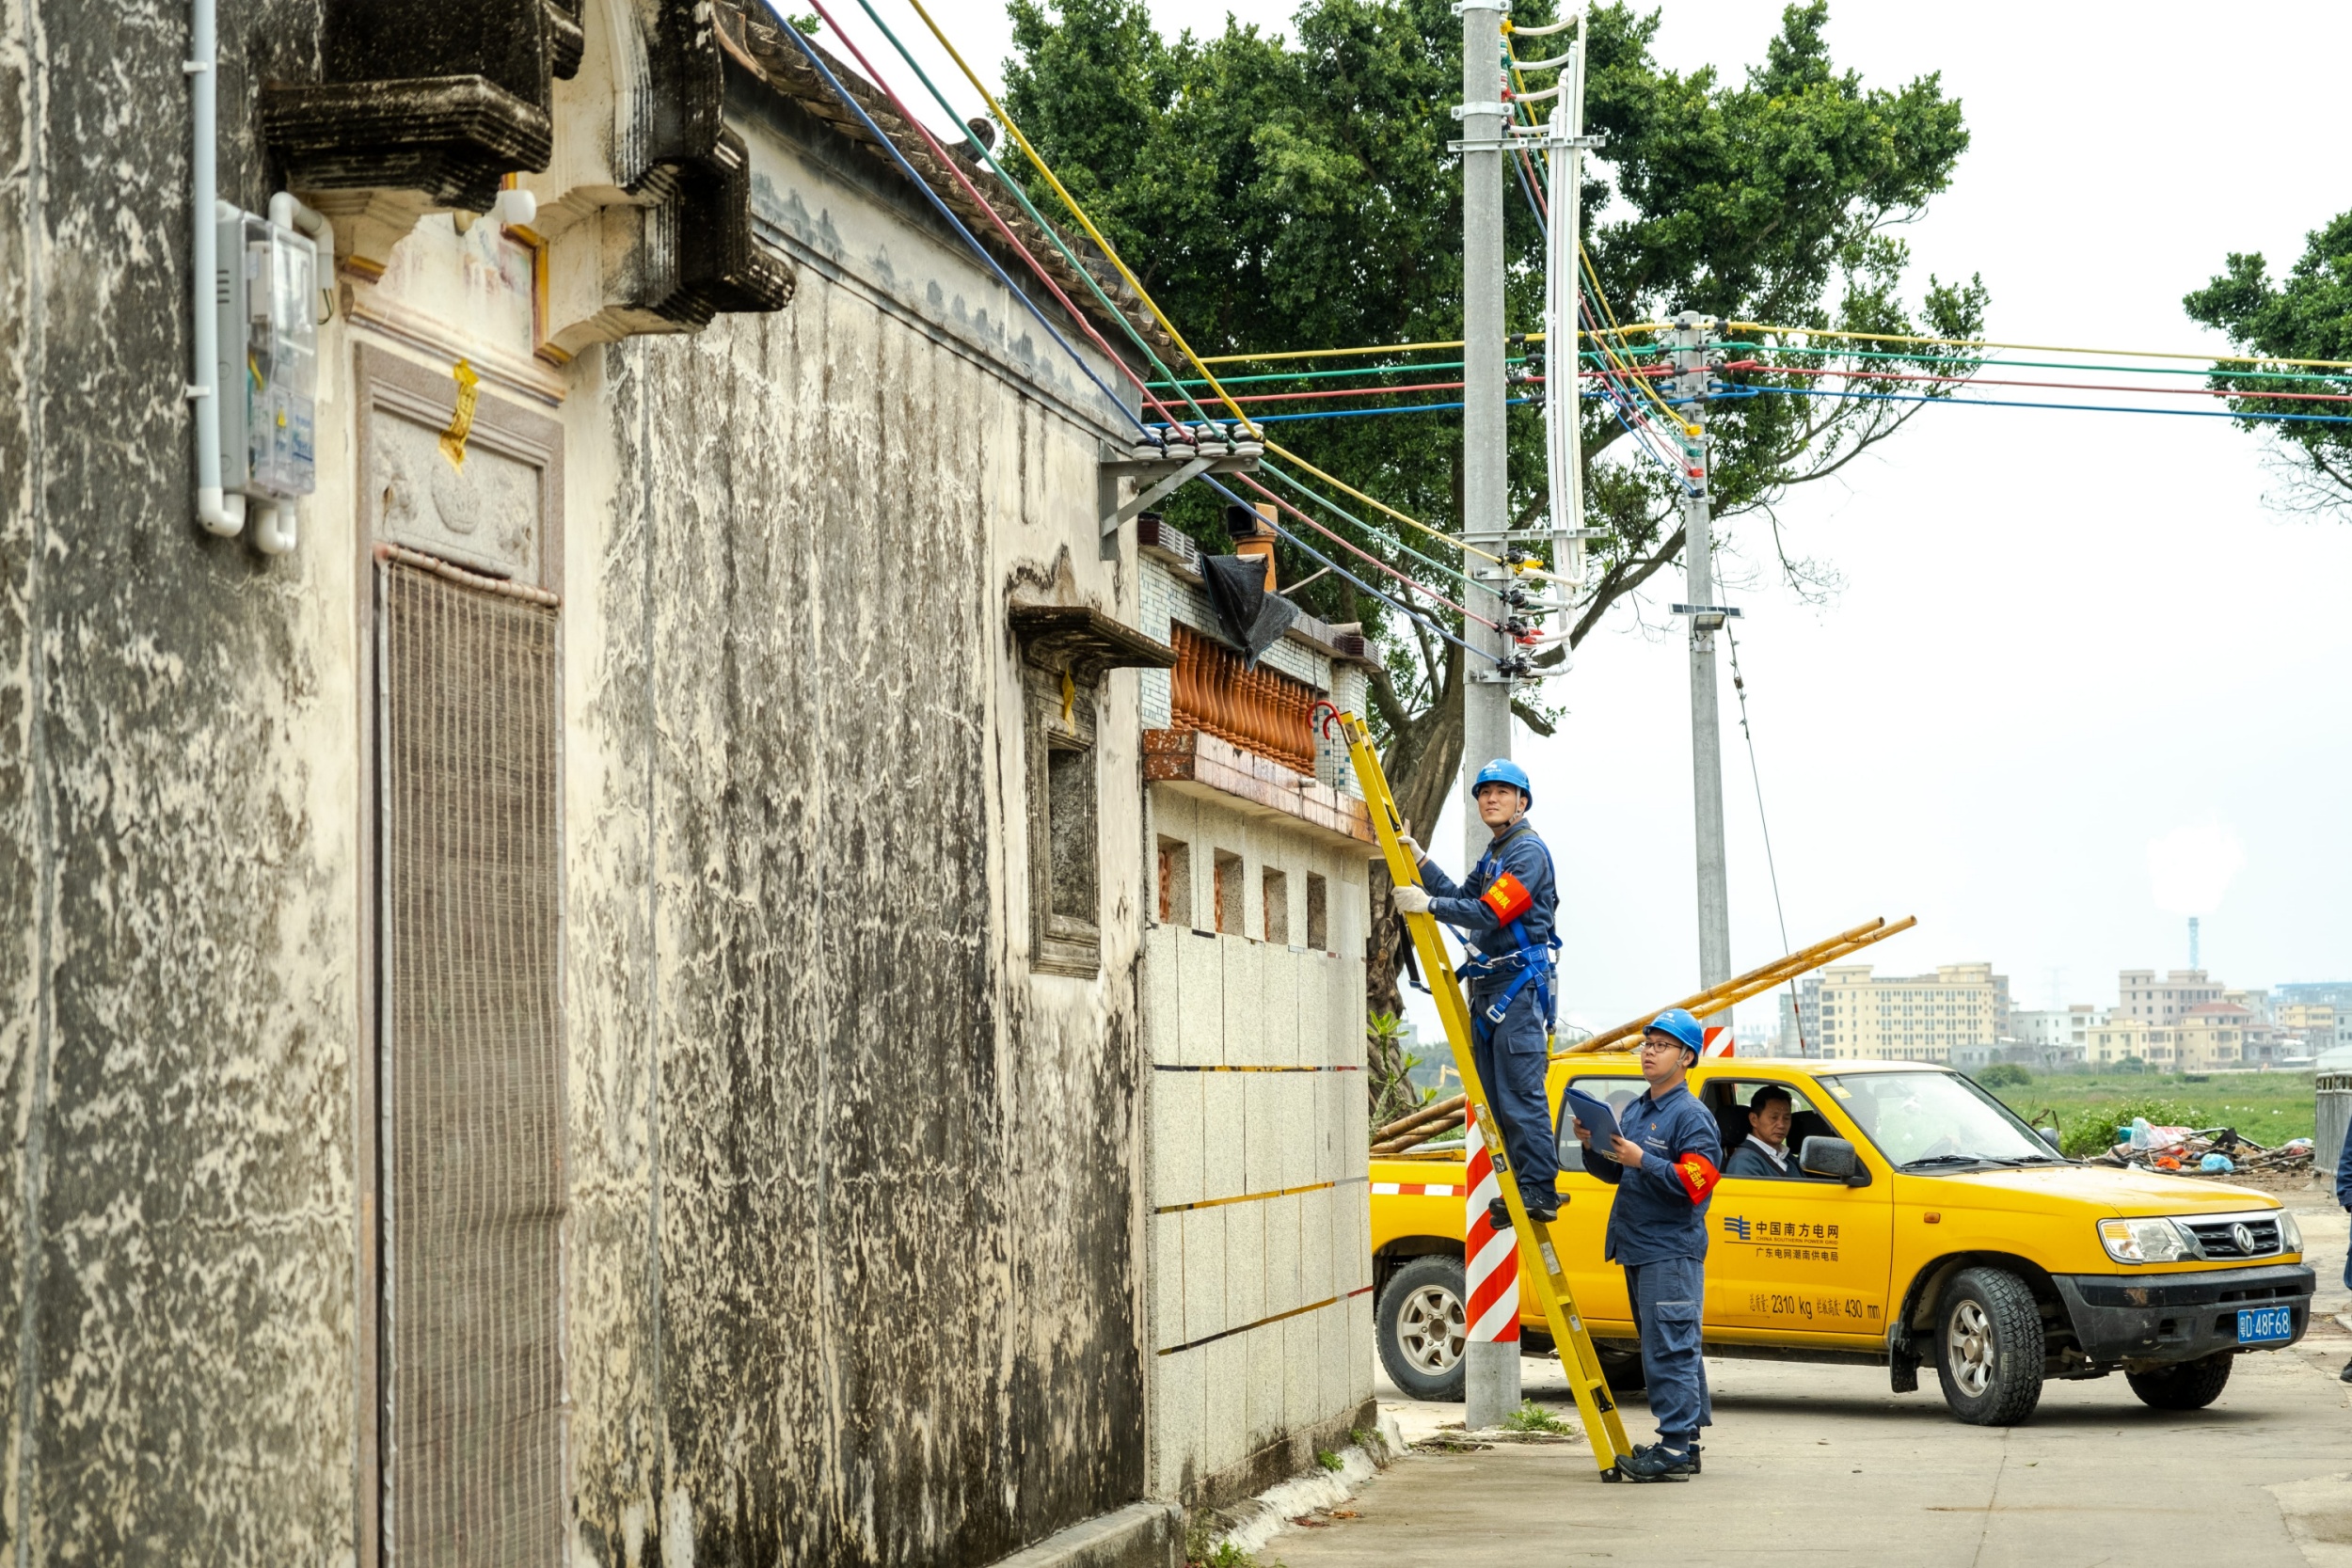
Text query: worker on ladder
1391 758 1560 1226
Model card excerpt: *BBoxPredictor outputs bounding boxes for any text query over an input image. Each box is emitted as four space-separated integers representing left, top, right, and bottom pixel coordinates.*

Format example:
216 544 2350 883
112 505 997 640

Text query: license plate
2236 1306 2295 1344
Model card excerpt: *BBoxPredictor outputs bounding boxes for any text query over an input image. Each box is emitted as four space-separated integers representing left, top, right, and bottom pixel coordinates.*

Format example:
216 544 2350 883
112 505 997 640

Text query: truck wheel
1933 1267 2045 1426
2125 1353 2233 1411
1597 1345 1646 1394
1377 1257 1468 1401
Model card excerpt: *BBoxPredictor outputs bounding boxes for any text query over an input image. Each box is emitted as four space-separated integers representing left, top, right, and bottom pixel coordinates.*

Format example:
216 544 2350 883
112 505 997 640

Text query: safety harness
1454 822 1561 1035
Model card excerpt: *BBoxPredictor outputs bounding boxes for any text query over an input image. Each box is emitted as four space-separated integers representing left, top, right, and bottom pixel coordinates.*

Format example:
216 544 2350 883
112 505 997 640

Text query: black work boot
1615 1443 1696 1482
2340 1357 2352 1385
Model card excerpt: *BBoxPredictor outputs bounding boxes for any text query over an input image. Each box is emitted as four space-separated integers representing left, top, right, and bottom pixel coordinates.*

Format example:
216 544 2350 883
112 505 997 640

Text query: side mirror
2038 1126 2064 1153
1800 1135 1869 1187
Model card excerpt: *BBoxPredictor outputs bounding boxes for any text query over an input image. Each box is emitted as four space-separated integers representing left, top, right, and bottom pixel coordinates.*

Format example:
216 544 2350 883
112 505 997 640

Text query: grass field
1987 1069 2316 1154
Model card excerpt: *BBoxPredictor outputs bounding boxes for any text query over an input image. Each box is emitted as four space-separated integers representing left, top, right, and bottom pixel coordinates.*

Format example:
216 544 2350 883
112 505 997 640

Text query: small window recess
1305 873 1328 951
1158 836 1193 927
1262 867 1289 945
1213 850 1243 937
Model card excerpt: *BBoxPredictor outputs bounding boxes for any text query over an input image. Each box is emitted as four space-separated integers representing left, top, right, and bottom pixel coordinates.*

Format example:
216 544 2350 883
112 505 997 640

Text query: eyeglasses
1637 1037 1686 1054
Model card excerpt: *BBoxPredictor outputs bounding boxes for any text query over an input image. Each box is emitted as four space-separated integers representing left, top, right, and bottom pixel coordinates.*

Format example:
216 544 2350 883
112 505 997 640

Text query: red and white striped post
1462 1103 1520 1427
1701 1024 1736 1058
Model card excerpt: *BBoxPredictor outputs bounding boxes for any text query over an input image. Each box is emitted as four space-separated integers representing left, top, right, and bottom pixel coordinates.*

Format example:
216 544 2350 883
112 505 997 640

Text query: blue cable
1152 397 1535 425
1198 474 1500 666
1692 382 2352 427
764 7 1147 433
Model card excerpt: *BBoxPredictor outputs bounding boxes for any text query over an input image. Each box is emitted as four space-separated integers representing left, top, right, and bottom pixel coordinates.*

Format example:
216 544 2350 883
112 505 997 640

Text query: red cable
1722 359 2352 404
1232 473 1502 632
799 0 1190 429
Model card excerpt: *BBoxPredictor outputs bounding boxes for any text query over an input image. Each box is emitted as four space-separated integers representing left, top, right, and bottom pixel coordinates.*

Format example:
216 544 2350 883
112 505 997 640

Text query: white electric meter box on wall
215 210 317 502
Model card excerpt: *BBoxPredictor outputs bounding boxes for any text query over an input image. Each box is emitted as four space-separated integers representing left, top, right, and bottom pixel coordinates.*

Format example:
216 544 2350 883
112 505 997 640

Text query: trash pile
2093 1116 2315 1176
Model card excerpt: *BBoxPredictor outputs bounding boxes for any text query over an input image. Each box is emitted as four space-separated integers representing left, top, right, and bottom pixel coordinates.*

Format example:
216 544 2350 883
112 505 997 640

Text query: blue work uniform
1580 1082 1722 1449
2336 1139 2352 1291
1420 819 1558 1213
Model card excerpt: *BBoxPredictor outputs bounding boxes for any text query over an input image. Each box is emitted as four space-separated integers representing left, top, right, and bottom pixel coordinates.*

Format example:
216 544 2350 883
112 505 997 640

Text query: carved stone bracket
264 0 794 343
1009 605 1177 690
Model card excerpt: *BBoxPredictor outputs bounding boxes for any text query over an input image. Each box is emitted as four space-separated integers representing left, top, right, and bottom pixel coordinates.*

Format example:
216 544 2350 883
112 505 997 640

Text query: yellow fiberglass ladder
1326 705 1635 1479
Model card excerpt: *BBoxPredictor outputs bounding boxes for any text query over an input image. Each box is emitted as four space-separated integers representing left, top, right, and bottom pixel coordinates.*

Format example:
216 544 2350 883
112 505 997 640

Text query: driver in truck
1724 1085 1796 1179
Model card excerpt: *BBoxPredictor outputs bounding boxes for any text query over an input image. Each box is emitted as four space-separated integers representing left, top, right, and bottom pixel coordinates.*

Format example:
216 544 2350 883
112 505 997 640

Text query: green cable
1257 461 1490 594
1147 348 1661 391
1722 341 2352 386
844 0 1219 427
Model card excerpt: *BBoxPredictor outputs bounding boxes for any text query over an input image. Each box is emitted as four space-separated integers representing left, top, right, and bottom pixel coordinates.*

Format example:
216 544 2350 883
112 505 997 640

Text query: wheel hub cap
1398 1284 1467 1374
1947 1299 1994 1397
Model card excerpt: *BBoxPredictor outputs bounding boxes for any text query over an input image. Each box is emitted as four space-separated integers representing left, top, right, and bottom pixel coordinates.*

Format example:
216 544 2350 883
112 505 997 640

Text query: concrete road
1273 1195 2352 1567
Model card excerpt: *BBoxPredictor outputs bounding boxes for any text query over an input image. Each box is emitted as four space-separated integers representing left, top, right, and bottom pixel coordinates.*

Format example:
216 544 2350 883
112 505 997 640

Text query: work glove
1391 884 1432 916
1394 820 1425 863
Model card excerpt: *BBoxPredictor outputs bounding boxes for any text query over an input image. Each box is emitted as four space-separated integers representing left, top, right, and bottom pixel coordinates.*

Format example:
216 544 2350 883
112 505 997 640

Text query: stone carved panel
357 345 564 592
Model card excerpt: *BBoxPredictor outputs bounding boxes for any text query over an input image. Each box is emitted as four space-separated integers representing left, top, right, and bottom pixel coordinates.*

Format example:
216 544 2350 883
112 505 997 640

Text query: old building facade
0 0 1369 1561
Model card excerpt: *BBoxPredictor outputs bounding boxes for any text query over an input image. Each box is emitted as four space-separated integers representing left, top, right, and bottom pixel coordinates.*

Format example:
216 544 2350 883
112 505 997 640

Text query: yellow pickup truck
1372 1056 2314 1424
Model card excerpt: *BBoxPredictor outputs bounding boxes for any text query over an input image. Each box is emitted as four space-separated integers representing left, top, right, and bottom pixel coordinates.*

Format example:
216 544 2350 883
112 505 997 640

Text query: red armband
1674 1152 1720 1204
1479 872 1533 925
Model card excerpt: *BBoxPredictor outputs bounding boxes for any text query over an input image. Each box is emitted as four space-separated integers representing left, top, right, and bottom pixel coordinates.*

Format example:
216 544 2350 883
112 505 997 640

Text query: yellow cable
1200 338 1477 364
1262 441 1513 566
1581 245 1694 435
1729 321 2352 372
905 0 1536 570
900 0 1258 429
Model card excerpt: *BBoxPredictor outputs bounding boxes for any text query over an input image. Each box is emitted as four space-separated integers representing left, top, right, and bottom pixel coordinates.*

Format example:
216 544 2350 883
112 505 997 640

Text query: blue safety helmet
1471 757 1533 805
1645 1007 1705 1059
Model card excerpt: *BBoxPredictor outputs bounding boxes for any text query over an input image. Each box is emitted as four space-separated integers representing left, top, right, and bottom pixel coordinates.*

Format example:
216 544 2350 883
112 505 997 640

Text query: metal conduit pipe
188 0 243 537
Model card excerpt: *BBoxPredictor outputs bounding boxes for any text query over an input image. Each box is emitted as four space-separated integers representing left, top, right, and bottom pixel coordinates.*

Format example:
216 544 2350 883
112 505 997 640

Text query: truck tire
2125 1353 2233 1411
1377 1256 1468 1401
1933 1267 2045 1426
1596 1345 1646 1394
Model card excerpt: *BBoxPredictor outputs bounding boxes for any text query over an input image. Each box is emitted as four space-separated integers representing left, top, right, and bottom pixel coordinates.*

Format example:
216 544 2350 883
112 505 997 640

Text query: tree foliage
2184 211 2352 518
1006 1 1984 1009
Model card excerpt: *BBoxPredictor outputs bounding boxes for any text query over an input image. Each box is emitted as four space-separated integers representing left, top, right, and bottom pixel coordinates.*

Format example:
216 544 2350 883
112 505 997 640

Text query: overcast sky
843 0 2352 1031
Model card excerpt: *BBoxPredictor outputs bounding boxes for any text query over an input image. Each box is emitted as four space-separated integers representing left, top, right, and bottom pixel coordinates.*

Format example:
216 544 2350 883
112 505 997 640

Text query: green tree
2184 211 2352 517
1007 0 1984 1007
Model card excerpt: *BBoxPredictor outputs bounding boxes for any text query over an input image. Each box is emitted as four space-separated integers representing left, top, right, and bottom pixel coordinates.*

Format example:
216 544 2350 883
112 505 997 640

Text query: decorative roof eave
1009 604 1178 688
713 2 1179 364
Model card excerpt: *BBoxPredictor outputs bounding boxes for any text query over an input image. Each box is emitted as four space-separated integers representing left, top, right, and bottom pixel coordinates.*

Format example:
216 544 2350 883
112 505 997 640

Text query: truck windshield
1818 1071 2059 1168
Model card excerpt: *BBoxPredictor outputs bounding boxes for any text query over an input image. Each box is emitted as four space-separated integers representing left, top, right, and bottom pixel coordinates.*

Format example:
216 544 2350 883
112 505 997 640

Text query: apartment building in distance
2089 1016 2178 1069
2117 969 2229 1024
2279 1002 2345 1053
1814 963 2009 1062
1776 974 1825 1055
2008 1005 2104 1066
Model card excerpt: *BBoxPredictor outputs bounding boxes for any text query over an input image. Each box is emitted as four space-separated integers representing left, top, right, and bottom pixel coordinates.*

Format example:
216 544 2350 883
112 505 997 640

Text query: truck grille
2182 1214 2281 1259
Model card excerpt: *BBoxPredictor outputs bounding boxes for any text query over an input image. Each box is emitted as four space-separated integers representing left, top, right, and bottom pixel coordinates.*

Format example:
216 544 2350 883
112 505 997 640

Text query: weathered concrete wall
0 0 361 1560
1 1 1158 1559
551 76 1152 1566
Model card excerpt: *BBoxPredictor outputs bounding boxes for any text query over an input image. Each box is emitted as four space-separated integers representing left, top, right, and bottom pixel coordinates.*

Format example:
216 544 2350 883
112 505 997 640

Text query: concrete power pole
1454 0 1517 1432
1459 0 1511 856
1667 313 1734 1006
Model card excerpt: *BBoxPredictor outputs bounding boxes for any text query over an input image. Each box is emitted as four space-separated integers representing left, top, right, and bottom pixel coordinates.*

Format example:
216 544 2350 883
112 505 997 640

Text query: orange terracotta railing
1168 622 1317 775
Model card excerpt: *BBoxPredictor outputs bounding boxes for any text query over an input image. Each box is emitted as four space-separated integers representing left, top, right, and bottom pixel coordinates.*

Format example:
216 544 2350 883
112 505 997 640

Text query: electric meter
214 211 317 500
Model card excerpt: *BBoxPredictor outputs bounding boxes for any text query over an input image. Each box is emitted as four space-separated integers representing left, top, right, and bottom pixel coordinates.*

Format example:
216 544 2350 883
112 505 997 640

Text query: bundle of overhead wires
751 0 1550 665
1176 22 2352 442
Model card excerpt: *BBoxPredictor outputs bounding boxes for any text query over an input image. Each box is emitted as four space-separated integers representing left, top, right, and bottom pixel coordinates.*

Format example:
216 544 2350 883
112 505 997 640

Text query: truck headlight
2098 1216 2194 1264
2280 1211 2303 1254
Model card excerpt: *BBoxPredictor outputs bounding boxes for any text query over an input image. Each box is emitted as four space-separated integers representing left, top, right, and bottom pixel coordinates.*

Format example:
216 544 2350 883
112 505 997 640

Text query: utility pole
1667 313 1734 1007
1459 0 1511 863
1453 0 1516 1433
